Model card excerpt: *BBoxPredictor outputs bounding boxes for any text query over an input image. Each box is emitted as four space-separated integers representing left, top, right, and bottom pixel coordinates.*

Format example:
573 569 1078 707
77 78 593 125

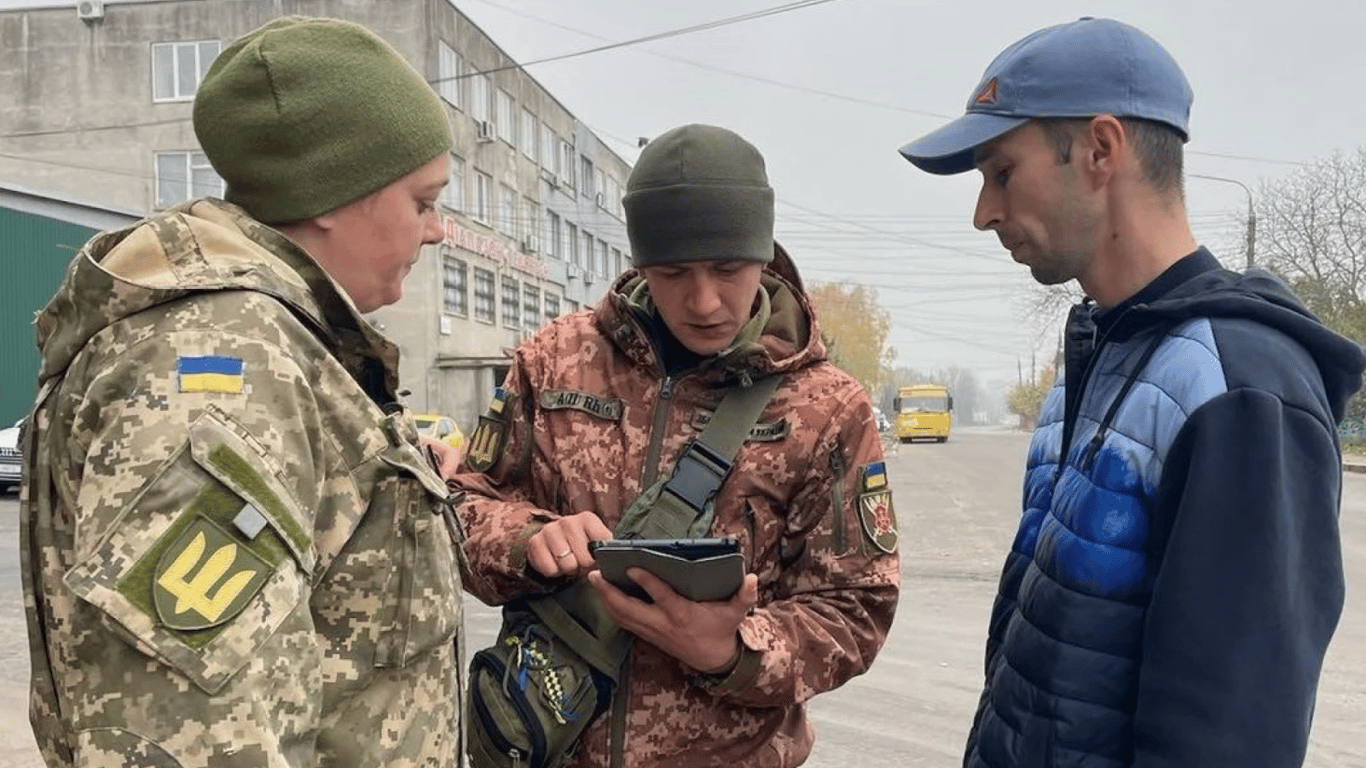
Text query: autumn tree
808 282 895 394
1006 364 1056 430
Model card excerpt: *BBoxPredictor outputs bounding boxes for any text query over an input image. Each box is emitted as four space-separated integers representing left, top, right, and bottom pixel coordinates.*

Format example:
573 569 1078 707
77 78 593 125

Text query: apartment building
0 0 634 428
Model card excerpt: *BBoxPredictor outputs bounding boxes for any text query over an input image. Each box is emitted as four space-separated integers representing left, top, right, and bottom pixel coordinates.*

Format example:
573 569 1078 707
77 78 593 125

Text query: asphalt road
0 426 1362 766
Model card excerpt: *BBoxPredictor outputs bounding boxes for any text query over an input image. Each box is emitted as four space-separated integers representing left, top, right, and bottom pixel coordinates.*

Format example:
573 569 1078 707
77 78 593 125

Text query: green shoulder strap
524 373 784 674
617 373 783 540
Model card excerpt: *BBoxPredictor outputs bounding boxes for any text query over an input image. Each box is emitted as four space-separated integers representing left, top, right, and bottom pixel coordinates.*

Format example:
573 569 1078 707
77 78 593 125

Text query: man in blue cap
901 17 1364 767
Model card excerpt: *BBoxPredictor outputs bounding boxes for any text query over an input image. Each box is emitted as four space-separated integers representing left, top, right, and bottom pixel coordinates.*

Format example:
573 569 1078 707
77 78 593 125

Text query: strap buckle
661 440 732 513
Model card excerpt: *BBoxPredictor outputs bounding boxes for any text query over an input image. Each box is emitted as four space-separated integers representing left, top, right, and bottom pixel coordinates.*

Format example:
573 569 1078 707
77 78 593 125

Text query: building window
448 155 467 212
540 122 556 171
521 107 537 160
605 176 622 217
581 230 594 274
470 73 490 123
547 211 562 259
523 285 540 332
612 247 625 276
499 183 517 236
501 274 520 329
597 239 610 277
567 222 579 267
596 168 607 204
560 140 575 187
474 171 492 224
152 40 219 102
438 41 463 109
580 156 595 198
522 197 539 252
474 267 496 323
567 299 581 313
496 89 515 145
155 151 223 208
544 292 561 319
442 256 468 316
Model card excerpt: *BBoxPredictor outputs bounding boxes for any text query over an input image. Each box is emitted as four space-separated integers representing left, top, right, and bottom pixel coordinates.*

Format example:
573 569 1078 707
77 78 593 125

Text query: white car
0 418 23 493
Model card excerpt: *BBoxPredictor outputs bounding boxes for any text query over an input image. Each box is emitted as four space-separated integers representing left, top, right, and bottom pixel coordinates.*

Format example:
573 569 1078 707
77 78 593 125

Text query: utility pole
1191 173 1256 270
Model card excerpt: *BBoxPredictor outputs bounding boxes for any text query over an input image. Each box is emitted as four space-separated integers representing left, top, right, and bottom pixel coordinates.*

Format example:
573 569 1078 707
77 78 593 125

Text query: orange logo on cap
975 77 998 105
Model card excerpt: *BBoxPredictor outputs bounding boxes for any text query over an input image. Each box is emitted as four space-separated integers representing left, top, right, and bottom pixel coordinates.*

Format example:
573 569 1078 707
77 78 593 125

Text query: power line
465 0 952 119
443 0 841 83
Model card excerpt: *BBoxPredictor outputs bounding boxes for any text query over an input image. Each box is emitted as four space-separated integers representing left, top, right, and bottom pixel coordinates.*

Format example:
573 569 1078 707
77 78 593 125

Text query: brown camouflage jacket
455 249 901 768
20 199 463 768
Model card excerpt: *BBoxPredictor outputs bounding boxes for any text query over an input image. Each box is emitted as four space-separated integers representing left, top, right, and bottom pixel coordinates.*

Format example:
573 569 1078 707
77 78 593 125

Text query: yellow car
412 414 467 461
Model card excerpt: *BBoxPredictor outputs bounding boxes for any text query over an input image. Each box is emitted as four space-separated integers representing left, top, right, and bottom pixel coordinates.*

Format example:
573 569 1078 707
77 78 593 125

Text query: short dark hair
1037 117 1184 197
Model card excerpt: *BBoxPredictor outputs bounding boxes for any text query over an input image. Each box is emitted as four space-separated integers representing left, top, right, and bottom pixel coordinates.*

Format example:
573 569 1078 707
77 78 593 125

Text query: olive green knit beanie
624 124 775 267
193 16 452 224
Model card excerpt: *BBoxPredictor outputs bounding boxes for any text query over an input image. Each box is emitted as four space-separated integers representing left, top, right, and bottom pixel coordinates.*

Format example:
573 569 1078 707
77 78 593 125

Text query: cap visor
899 112 1028 175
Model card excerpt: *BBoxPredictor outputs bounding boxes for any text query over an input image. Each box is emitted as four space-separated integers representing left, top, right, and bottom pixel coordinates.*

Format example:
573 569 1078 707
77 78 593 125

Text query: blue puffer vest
966 315 1227 768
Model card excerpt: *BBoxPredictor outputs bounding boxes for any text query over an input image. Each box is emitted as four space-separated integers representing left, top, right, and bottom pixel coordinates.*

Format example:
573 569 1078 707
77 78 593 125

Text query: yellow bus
894 384 953 443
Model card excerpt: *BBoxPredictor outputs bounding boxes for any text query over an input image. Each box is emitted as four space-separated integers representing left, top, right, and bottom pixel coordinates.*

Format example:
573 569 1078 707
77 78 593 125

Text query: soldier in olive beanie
193 16 452 224
624 124 775 267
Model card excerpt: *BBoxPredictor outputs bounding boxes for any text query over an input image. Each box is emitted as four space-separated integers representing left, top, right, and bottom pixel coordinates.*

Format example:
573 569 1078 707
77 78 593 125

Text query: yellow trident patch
466 387 512 472
153 515 271 631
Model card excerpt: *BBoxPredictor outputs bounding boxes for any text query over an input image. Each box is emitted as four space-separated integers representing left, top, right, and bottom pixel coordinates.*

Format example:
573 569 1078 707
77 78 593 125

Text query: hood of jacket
1100 249 1365 422
594 241 827 384
34 198 396 388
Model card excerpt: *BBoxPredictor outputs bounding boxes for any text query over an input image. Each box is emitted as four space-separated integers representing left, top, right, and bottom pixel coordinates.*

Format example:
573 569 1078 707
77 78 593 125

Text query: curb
1344 462 1366 474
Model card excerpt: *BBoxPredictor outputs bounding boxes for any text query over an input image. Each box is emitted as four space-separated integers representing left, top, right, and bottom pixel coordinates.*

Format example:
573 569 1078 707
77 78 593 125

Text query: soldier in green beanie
21 16 464 768
455 124 900 768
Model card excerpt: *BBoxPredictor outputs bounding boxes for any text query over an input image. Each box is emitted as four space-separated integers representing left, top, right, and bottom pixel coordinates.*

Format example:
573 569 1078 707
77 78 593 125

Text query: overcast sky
445 0 1366 393
6 0 1363 395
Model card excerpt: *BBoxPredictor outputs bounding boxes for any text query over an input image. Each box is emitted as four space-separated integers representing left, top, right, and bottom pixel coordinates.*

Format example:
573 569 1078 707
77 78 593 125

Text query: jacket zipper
640 376 675 488
828 445 846 553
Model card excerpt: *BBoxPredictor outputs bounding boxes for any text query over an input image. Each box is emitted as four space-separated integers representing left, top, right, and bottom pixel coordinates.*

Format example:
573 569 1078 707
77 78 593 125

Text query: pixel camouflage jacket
21 199 463 768
454 247 901 768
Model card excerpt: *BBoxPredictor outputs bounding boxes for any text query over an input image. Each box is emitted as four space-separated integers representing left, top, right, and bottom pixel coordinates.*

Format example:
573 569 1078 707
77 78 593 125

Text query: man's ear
1082 115 1126 187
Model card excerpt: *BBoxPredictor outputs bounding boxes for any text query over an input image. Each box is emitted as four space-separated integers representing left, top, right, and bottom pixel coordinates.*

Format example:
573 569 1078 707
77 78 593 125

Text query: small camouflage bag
467 600 611 768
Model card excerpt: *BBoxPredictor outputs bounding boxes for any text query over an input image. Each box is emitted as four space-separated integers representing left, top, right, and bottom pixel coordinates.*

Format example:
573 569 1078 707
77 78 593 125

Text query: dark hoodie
966 249 1365 768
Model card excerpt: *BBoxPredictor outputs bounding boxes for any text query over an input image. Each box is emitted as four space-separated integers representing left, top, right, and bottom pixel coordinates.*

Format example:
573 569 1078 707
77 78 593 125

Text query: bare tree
1258 148 1366 343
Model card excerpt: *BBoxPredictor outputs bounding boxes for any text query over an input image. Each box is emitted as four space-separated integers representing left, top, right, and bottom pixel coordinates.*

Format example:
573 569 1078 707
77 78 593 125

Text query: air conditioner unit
475 120 494 142
520 237 536 254
594 192 604 208
76 0 104 20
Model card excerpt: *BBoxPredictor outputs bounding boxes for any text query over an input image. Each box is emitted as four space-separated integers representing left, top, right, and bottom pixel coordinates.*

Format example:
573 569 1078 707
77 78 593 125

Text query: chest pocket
368 415 464 667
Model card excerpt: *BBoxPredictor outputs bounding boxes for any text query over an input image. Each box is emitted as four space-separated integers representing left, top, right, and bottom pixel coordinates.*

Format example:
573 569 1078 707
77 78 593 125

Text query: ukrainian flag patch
178 356 245 394
860 461 888 492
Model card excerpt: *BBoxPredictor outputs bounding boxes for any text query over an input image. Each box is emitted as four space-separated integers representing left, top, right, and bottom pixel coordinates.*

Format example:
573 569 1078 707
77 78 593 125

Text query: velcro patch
178 355 244 394
466 387 513 472
859 490 898 554
154 515 272 631
860 461 888 492
540 389 623 421
119 478 289 649
691 410 789 442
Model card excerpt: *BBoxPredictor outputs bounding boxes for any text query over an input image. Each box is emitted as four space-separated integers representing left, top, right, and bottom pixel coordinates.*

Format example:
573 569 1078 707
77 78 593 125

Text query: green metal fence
0 208 96 425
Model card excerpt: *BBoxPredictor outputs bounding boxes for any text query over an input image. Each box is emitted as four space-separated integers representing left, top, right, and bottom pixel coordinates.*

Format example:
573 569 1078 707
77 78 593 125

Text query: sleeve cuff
696 642 763 695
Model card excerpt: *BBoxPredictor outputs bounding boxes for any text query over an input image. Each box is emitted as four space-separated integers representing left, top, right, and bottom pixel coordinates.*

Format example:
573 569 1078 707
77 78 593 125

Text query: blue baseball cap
899 17 1193 175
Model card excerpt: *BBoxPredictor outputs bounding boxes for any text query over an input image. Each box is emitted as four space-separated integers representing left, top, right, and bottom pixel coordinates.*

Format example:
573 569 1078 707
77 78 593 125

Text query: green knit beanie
624 124 775 267
193 16 452 224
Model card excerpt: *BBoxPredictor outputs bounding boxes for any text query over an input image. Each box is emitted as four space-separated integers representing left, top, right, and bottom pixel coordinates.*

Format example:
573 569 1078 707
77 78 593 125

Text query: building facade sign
442 215 547 280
